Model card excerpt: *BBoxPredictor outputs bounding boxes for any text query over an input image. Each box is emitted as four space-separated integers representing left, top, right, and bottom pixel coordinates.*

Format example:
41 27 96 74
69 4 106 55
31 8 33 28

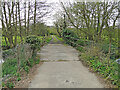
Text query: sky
0 0 119 28
0 0 73 28
43 0 74 26
43 0 61 26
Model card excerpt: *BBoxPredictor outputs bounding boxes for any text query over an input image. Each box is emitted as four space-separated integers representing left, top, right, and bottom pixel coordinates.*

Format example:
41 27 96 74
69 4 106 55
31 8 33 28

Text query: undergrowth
63 29 119 87
2 35 51 88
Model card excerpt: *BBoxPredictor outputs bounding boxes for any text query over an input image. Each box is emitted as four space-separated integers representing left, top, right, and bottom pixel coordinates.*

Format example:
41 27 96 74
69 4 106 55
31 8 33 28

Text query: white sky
0 0 119 28
0 0 73 28
0 22 1 28
43 0 74 26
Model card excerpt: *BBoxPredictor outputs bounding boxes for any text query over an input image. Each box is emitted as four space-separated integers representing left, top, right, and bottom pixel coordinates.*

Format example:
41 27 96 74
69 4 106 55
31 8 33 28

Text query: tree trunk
24 2 27 36
18 1 23 43
34 0 37 34
1 7 9 47
27 1 30 36
14 2 18 46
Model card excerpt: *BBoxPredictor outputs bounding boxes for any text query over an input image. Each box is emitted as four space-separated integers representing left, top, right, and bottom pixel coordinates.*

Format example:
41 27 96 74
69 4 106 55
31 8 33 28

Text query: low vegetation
62 29 119 87
1 0 120 88
2 35 52 88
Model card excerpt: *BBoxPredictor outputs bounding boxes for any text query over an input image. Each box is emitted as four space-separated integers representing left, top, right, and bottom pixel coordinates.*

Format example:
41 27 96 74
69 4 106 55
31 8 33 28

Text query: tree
18 1 23 43
60 1 119 42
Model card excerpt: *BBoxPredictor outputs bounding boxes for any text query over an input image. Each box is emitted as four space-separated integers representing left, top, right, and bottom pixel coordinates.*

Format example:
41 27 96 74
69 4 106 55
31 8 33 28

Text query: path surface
29 36 104 88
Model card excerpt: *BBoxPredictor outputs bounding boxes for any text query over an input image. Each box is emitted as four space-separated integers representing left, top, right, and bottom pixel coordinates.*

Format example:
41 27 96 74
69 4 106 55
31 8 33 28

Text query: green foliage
76 46 84 52
35 59 40 64
6 82 14 88
47 26 58 35
2 49 15 59
2 82 5 87
17 77 21 81
28 58 34 67
26 35 41 50
76 40 84 46
24 66 29 73
63 29 78 39
45 36 52 43
55 35 64 42
80 45 118 86
26 35 41 57
62 29 79 46
2 54 40 88
2 36 25 50
30 22 48 36
2 58 17 77
63 27 118 86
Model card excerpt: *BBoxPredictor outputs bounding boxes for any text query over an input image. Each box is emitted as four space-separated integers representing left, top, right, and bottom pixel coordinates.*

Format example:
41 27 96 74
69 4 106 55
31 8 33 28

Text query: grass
55 35 64 42
2 35 52 47
2 36 25 47
63 30 119 87
57 60 68 62
0 64 2 89
2 57 41 88
52 35 58 42
45 35 52 43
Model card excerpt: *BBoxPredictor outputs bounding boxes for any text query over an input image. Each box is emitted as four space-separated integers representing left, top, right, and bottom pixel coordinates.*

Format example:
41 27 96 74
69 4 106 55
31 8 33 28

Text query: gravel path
29 36 104 88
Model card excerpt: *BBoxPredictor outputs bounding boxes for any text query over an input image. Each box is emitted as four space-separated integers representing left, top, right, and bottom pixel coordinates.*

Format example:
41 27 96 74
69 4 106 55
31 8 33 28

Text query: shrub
62 29 78 40
3 49 15 59
76 46 84 52
26 35 41 49
76 40 84 46
26 35 41 57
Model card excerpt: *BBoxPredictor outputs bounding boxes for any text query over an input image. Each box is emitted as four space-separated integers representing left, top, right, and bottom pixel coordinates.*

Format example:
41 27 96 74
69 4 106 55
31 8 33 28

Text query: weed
6 82 14 88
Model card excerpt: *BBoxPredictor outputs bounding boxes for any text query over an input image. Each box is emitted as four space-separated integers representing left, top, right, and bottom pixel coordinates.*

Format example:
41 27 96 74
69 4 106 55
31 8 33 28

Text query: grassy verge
79 45 118 87
2 56 40 88
62 30 118 87
55 35 64 42
2 35 51 88
2 36 25 47
0 64 2 89
45 35 52 43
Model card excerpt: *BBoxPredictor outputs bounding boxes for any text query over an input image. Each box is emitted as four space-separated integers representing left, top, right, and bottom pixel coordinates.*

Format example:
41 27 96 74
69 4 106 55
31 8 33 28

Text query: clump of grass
57 60 68 62
55 35 64 42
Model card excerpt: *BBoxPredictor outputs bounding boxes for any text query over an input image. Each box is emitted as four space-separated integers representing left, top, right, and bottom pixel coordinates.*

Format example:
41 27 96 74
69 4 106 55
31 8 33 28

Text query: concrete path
29 36 104 88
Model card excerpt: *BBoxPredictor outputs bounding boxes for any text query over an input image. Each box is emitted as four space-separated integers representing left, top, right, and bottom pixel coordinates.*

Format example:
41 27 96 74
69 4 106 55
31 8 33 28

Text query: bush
3 49 15 59
26 35 41 57
62 29 78 40
26 35 41 50
76 40 84 46
62 29 80 47
76 46 84 52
